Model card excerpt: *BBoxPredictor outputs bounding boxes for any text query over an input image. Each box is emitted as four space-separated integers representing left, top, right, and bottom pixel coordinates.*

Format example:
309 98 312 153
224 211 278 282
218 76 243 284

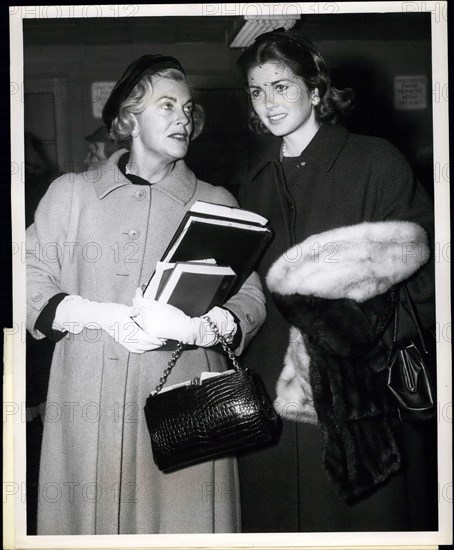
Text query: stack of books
143 200 272 318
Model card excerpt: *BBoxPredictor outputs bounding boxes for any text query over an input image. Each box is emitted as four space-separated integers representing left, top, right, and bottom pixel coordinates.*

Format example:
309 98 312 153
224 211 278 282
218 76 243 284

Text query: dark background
21 12 434 196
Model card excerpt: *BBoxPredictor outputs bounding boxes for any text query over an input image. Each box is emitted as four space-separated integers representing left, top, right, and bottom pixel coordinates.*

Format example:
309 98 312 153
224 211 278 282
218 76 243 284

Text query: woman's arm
206 185 267 354
371 139 435 330
222 272 266 355
26 174 167 353
26 174 73 340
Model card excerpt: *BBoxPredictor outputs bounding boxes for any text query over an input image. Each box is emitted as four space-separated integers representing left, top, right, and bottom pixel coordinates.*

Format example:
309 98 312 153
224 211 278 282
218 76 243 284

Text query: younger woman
237 30 436 532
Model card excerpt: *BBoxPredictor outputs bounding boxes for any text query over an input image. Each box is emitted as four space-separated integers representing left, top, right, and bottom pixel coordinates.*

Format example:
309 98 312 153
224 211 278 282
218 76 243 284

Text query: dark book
153 262 236 317
143 261 176 300
160 201 273 295
140 261 236 351
139 201 272 350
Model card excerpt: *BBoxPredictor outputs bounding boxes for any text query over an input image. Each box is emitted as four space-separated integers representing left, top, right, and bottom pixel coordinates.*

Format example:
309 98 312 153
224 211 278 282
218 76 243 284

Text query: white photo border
6 2 452 549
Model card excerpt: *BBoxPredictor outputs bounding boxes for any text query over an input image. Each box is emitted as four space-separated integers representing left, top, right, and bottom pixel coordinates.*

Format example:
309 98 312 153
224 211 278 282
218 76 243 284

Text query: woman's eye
275 84 288 94
184 105 193 115
162 102 173 111
249 89 263 100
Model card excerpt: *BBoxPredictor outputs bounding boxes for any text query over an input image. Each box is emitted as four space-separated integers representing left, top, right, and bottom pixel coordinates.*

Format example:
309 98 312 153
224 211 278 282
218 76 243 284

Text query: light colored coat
26 150 266 535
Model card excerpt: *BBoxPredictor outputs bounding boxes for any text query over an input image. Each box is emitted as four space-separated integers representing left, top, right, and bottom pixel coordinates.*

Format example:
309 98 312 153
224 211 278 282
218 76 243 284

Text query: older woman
26 54 265 535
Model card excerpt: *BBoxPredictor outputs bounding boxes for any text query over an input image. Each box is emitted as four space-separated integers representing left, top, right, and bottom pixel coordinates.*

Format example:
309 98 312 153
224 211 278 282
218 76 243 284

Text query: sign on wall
394 76 427 110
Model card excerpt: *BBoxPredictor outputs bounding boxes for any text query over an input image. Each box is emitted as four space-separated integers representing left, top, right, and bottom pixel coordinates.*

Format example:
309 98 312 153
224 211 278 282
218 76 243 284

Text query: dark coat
237 124 437 532
267 220 430 500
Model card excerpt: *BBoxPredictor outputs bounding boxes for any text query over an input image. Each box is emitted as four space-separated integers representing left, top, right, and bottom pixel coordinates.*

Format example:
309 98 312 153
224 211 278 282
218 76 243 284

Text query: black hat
102 54 186 131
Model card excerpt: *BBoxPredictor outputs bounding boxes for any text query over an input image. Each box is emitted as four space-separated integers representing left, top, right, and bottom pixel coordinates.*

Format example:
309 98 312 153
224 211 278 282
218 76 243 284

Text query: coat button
135 189 146 200
246 313 254 324
31 291 42 302
128 229 140 240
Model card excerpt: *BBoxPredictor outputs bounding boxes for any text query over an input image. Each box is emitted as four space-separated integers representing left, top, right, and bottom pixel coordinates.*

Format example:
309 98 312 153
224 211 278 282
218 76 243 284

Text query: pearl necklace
282 142 290 157
282 142 299 158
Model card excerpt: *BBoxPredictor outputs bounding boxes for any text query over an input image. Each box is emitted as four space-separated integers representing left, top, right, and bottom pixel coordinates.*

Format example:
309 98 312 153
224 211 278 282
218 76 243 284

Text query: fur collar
266 221 429 302
274 327 318 425
270 221 430 498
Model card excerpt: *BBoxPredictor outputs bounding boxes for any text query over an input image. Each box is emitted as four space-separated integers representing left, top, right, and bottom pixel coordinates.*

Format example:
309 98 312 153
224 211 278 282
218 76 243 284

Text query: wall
24 41 247 192
23 15 433 196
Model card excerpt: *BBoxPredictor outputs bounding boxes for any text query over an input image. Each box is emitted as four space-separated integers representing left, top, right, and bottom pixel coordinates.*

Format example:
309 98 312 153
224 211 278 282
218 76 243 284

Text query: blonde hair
109 69 205 146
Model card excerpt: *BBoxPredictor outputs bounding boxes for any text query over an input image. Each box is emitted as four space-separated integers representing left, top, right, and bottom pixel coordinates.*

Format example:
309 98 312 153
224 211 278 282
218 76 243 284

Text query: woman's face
134 76 194 161
248 62 317 138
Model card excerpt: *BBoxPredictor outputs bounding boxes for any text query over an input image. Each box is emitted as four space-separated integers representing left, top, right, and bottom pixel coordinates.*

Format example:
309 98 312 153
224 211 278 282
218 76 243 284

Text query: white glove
201 306 238 346
133 289 237 347
53 295 166 353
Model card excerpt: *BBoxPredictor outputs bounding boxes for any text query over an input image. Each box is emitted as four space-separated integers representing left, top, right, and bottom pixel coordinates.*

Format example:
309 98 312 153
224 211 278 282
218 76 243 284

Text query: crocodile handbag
144 317 281 472
387 284 436 422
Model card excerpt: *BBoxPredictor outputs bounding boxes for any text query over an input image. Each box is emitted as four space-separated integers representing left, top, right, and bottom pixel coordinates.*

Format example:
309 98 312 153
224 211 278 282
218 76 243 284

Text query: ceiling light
229 15 300 48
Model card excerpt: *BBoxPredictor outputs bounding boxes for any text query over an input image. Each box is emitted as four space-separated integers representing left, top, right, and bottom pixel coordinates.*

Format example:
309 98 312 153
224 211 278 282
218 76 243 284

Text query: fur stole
267 221 430 499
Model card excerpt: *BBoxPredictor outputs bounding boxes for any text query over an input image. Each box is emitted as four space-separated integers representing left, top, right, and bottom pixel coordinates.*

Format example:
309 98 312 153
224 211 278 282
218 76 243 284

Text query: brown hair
237 30 354 134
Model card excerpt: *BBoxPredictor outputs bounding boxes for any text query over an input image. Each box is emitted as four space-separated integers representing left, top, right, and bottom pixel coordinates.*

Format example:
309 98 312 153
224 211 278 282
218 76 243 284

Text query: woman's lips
268 113 287 124
168 133 188 142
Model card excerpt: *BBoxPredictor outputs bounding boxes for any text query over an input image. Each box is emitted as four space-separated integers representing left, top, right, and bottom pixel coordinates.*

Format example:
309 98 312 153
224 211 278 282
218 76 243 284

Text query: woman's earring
131 129 139 138
311 94 320 106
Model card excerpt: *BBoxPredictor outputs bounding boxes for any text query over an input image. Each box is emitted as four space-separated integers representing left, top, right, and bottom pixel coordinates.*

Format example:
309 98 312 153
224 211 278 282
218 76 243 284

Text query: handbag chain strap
153 342 185 395
152 316 240 395
203 316 240 370
393 283 428 354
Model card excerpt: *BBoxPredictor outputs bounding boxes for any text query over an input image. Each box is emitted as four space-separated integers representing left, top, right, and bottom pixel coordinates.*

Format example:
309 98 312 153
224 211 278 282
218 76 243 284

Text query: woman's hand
53 295 166 353
133 289 201 344
200 306 238 345
133 289 237 346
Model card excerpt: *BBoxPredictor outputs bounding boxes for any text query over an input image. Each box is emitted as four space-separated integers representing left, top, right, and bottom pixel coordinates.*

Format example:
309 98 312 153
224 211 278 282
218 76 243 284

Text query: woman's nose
264 89 276 109
175 107 190 125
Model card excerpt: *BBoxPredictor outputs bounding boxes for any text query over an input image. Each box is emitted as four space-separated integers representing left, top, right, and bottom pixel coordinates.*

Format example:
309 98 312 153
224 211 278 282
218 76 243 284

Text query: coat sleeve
208 185 267 355
26 173 74 339
370 140 435 330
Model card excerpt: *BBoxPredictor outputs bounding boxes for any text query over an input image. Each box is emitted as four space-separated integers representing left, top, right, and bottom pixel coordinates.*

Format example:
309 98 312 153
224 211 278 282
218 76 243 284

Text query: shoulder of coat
343 133 412 179
43 171 100 214
194 178 238 207
43 172 77 200
347 132 408 161
51 170 97 189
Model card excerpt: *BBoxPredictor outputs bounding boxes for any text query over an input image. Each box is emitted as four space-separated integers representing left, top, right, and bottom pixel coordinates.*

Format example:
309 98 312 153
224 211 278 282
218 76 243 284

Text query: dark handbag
144 316 281 472
387 284 436 422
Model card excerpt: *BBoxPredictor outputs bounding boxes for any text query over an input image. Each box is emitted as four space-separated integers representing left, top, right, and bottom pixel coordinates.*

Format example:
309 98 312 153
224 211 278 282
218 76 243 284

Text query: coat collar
251 124 349 179
94 149 197 205
299 123 348 172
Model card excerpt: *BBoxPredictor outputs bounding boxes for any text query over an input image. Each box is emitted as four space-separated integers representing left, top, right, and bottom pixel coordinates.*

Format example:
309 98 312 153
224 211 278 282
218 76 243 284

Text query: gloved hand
133 289 237 347
53 295 166 353
201 306 238 345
